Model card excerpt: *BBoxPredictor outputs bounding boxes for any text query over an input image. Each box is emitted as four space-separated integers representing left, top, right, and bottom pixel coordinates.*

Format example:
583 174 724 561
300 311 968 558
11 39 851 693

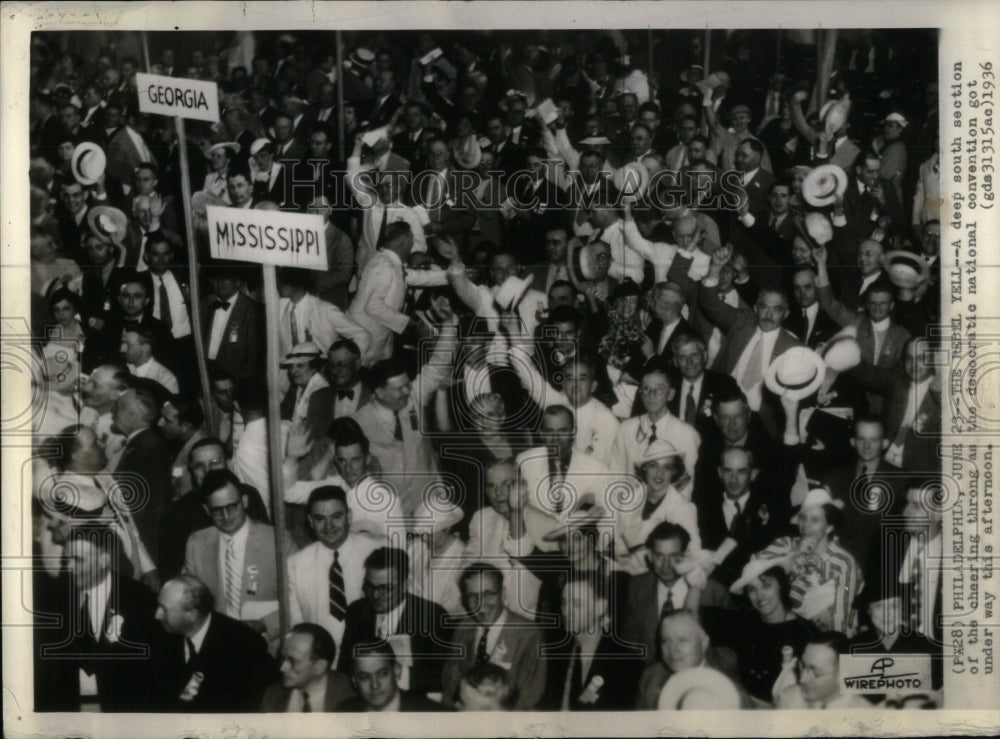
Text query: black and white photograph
2 2 998 737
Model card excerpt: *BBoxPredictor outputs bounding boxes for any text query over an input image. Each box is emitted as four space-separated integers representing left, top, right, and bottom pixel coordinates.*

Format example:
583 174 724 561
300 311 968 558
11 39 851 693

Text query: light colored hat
801 163 848 207
635 439 681 468
280 341 324 366
695 72 729 95
86 205 129 246
348 48 376 70
764 346 826 400
803 212 834 246
452 134 482 170
612 161 650 198
821 331 862 372
498 89 528 112
205 141 240 158
578 135 611 146
729 557 785 594
820 98 851 136
541 507 613 542
249 138 273 156
792 486 844 523
494 273 535 312
405 499 463 534
70 142 107 186
571 241 607 282
657 666 741 710
883 250 931 289
883 112 908 127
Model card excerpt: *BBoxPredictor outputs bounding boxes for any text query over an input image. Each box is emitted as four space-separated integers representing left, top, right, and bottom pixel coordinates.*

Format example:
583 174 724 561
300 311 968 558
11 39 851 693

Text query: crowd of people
28 27 945 714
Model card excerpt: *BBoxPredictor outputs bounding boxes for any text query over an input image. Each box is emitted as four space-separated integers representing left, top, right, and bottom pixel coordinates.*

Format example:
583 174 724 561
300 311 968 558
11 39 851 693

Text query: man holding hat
279 341 336 458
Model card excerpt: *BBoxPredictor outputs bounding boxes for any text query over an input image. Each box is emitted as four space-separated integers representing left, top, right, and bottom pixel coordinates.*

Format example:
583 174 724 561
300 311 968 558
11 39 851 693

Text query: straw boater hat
801 163 848 207
280 341 325 367
205 141 240 158
821 331 862 372
764 346 826 400
347 48 375 71
790 486 844 524
86 205 129 246
820 97 851 136
883 250 931 290
70 142 107 186
578 135 611 147
612 161 650 198
657 666 742 710
729 556 785 594
494 274 535 312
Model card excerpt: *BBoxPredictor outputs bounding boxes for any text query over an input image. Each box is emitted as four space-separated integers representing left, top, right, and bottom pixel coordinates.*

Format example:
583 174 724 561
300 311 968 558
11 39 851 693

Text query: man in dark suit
841 151 906 255
645 282 697 371
202 265 263 383
539 571 646 710
668 333 740 432
441 564 547 709
784 267 841 349
621 522 701 665
391 101 429 165
55 180 95 265
696 446 793 589
111 385 172 576
326 338 372 419
338 547 457 695
418 137 476 246
272 113 307 164
97 268 177 372
337 639 443 711
36 525 160 711
261 623 357 711
367 69 403 128
153 574 277 712
735 138 775 219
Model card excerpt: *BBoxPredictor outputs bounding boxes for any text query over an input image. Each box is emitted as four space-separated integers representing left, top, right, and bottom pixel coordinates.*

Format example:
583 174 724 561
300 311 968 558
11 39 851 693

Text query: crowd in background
27 27 944 714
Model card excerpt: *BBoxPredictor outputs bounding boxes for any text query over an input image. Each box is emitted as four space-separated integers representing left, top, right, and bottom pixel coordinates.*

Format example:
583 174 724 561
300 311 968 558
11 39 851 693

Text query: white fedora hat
70 141 107 186
86 205 128 246
791 486 844 523
820 98 851 136
729 556 785 594
612 161 650 198
764 346 826 400
249 138 274 157
803 211 834 246
205 141 240 158
494 273 535 312
821 332 862 372
802 164 848 207
280 341 325 366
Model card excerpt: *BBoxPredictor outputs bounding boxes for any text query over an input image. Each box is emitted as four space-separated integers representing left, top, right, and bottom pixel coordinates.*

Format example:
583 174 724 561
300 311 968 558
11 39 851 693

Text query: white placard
136 72 220 123
207 206 328 271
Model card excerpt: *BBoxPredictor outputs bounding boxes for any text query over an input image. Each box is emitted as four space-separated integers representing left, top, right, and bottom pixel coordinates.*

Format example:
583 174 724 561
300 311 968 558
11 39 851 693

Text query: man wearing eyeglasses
440 563 546 709
182 469 293 645
338 546 457 696
776 632 872 709
610 363 701 480
286 485 381 668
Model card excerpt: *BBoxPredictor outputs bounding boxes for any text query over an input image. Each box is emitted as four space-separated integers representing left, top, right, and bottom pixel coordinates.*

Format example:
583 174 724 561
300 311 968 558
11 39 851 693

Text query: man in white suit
347 221 448 365
350 329 458 514
516 405 636 551
286 486 381 668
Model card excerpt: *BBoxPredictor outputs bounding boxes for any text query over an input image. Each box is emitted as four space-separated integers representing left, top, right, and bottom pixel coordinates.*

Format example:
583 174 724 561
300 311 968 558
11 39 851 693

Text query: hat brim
883 250 931 289
71 143 107 186
802 164 848 207
86 206 128 245
764 349 827 401
657 667 741 710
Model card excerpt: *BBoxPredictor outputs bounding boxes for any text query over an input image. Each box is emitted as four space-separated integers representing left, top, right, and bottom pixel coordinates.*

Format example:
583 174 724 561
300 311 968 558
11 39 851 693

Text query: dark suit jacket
36 574 160 712
742 168 776 219
202 291 264 382
260 671 357 712
416 168 476 243
620 571 700 665
367 94 403 128
338 594 459 695
97 311 176 370
539 633 646 711
841 178 905 255
645 316 697 370
783 305 841 349
154 611 277 712
253 164 289 206
667 369 740 431
114 426 172 566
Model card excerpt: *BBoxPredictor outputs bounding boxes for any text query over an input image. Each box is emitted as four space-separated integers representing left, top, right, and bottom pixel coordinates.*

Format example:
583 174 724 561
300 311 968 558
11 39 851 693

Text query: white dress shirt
657 577 690 614
128 357 179 394
207 296 237 359
333 380 364 418
151 271 192 339
185 613 212 661
722 491 751 531
732 328 780 411
803 302 820 344
279 292 371 361
287 674 328 712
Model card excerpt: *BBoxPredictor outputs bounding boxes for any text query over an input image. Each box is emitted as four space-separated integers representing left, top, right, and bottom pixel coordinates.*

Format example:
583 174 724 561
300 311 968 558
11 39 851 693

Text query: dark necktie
213 299 230 311
290 304 300 345
302 690 312 712
684 385 697 425
337 389 355 401
328 551 347 620
186 637 197 663
79 592 94 640
377 204 389 247
730 499 743 533
158 276 173 329
648 420 658 443
393 412 403 442
476 626 491 664
660 590 676 620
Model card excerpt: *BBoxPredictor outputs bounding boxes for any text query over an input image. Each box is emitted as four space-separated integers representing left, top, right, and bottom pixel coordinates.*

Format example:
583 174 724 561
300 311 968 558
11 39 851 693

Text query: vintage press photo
2 1 998 736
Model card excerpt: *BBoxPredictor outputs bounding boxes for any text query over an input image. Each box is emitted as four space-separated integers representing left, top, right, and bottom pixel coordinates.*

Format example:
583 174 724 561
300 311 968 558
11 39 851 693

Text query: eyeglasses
639 386 667 397
207 501 241 518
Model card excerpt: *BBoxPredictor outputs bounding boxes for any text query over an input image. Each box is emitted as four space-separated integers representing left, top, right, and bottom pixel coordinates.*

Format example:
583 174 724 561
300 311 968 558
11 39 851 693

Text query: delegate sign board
136 72 220 123
207 206 329 271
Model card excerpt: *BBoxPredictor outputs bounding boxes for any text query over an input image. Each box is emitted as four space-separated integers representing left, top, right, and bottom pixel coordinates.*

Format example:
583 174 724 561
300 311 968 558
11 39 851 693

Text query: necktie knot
214 299 230 311
301 689 312 712
337 389 355 400
186 637 197 662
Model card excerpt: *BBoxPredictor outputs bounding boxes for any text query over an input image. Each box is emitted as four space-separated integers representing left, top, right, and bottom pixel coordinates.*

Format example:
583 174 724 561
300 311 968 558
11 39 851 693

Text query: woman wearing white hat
201 141 239 205
745 486 864 637
873 113 908 202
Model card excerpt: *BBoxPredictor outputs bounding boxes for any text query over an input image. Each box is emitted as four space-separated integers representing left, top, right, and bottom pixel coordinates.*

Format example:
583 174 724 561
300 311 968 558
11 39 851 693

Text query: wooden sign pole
261 264 290 639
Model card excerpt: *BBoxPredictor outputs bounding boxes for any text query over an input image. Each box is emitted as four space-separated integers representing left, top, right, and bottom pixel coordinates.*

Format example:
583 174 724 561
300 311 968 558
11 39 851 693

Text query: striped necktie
329 550 347 620
224 537 241 617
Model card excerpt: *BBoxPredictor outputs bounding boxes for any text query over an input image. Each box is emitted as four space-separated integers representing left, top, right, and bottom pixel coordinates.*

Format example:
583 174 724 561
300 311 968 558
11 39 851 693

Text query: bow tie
213 300 231 311
337 389 355 400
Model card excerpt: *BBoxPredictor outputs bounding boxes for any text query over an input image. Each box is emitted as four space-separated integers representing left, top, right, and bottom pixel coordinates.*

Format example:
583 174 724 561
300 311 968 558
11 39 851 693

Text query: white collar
221 518 250 548
805 301 819 318
744 167 760 182
189 612 212 653
723 490 751 509
871 316 891 332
